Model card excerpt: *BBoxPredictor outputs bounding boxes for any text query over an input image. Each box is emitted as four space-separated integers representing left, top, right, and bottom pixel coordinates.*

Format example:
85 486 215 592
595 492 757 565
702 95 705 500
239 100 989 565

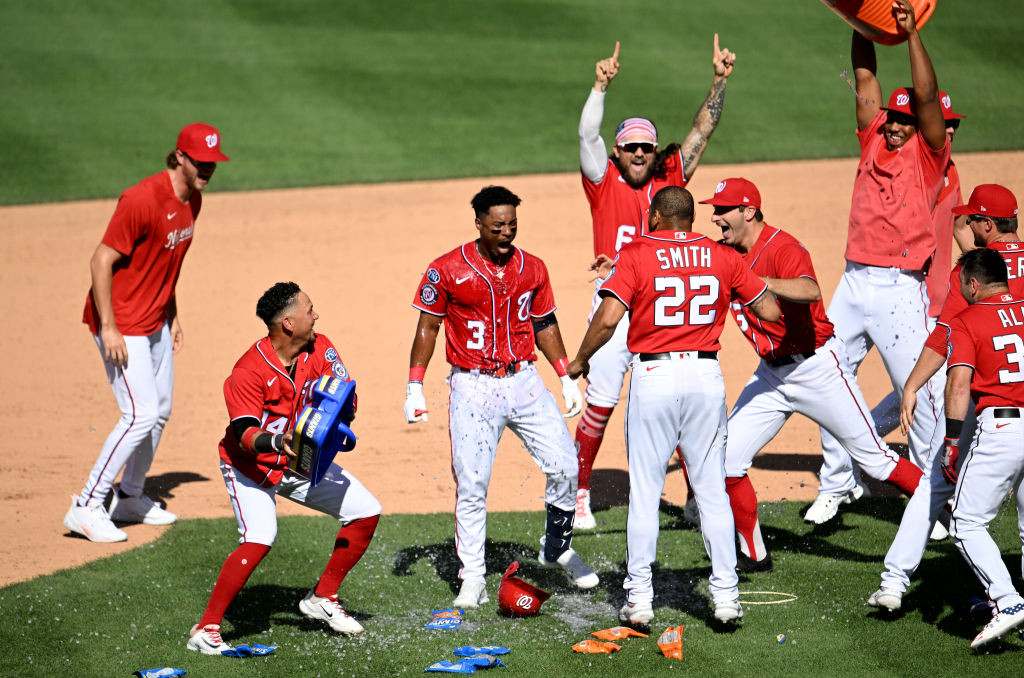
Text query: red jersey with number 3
600 231 769 353
582 153 688 259
83 171 202 336
924 241 1024 355
728 225 834 359
219 334 352 487
412 243 556 370
947 293 1024 412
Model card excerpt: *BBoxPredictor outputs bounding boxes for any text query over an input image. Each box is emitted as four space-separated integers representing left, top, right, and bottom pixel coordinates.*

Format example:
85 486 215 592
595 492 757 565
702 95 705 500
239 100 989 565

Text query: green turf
0 0 1021 205
3 498 1022 676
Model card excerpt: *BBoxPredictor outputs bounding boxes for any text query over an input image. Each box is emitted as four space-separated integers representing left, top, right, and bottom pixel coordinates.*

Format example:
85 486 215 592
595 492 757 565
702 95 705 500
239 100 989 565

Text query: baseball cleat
619 601 654 625
928 521 949 541
713 600 743 623
574 489 597 530
736 551 773 573
867 587 903 612
538 542 600 589
803 485 864 525
452 580 489 609
110 489 178 526
299 590 365 634
63 496 127 543
187 623 234 655
970 603 1024 649
683 499 702 529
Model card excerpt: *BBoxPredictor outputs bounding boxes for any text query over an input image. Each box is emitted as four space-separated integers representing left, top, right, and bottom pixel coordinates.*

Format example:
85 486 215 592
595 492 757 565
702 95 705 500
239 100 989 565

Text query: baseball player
868 184 1024 612
188 283 381 655
943 248 1024 648
568 186 780 626
699 178 924 573
64 123 229 543
574 36 736 529
404 186 596 609
809 0 951 524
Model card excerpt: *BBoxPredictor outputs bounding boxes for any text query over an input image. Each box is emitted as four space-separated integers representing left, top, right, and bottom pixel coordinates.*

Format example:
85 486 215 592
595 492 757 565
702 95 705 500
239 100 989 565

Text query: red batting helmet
498 562 551 617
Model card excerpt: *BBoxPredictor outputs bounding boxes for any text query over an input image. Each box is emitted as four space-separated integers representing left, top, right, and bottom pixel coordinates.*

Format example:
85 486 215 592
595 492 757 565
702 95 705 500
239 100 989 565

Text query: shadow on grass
227 583 379 638
144 471 211 503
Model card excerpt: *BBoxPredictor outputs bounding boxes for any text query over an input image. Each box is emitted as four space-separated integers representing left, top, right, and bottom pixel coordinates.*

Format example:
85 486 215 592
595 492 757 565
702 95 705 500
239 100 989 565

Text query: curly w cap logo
205 133 218 148
896 93 910 106
941 94 952 110
715 181 727 194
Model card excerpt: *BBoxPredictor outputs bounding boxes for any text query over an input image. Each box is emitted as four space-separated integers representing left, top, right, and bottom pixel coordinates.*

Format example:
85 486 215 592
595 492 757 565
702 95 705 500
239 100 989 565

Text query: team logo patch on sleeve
332 361 349 380
427 268 441 284
325 348 338 362
420 283 438 305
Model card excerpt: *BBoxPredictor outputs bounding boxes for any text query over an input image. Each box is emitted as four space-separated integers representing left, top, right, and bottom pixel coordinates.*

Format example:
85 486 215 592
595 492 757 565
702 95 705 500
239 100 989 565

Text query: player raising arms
405 186 595 610
569 186 779 627
943 248 1024 648
188 283 381 654
65 123 228 543
574 36 736 529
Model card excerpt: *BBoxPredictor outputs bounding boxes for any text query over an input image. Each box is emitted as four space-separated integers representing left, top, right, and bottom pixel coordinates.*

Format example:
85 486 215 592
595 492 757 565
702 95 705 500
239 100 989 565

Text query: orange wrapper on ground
591 626 649 641
572 639 622 653
657 625 684 660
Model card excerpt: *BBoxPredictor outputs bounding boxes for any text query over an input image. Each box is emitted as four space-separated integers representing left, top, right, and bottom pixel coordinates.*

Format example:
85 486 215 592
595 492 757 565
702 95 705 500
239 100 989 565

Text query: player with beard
574 36 736 529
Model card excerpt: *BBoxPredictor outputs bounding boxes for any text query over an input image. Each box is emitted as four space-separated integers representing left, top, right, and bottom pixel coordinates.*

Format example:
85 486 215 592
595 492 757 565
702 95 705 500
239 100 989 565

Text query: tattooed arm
679 33 735 180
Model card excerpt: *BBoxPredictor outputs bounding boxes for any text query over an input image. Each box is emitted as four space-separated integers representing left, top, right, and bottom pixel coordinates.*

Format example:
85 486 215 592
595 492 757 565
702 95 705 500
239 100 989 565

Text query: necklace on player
477 243 507 279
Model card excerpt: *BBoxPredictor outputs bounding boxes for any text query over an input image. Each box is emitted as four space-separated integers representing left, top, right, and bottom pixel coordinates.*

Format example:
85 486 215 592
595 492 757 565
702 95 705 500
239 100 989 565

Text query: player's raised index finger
612 41 620 61
714 33 720 55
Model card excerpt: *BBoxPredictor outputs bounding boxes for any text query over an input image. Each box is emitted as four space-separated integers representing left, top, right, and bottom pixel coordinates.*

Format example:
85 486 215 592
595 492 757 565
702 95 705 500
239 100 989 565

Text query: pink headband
615 117 658 146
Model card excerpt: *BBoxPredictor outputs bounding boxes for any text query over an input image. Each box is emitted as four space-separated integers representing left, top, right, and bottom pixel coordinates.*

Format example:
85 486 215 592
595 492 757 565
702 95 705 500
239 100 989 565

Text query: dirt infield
3 151 1020 587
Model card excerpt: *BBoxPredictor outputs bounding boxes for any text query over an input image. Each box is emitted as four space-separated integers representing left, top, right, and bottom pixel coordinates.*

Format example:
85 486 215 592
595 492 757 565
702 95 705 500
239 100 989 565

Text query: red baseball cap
497 562 550 618
177 122 229 162
938 91 965 120
951 184 1018 218
699 177 761 209
881 87 917 117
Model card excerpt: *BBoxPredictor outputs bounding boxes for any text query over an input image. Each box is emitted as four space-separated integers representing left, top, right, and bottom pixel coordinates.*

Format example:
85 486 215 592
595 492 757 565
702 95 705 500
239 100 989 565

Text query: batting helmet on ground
498 561 551 617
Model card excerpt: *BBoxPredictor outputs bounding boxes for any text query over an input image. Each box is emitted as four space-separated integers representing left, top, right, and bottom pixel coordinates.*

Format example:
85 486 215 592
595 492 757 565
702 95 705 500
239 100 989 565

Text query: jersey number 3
993 333 1024 383
654 275 719 326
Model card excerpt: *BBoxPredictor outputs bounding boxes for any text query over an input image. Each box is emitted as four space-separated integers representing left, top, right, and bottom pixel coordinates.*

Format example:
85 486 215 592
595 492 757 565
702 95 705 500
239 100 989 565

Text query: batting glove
940 437 959 485
560 375 583 418
404 382 428 423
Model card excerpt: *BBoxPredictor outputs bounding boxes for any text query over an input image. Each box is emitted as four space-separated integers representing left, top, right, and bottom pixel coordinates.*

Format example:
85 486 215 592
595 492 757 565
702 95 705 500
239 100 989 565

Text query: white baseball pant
584 285 633 407
80 322 174 506
623 355 738 607
951 407 1024 611
221 463 382 546
818 263 940 494
448 365 577 582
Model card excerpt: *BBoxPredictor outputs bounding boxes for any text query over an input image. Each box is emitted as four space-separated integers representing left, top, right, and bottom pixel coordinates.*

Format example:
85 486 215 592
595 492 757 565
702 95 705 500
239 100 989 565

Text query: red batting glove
941 437 960 485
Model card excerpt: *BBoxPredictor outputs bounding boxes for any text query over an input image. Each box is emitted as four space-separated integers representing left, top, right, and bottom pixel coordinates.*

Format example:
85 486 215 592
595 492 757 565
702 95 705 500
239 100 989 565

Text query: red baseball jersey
845 111 951 271
924 162 961 316
412 243 556 370
924 241 1024 355
600 231 769 353
947 293 1024 412
727 225 834 359
219 334 352 487
582 152 689 259
83 171 202 336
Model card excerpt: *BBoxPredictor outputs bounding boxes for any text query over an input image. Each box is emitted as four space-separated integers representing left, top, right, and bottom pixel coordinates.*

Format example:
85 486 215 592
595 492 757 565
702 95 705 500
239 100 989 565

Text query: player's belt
992 408 1021 419
638 351 717 361
454 361 531 377
765 349 818 368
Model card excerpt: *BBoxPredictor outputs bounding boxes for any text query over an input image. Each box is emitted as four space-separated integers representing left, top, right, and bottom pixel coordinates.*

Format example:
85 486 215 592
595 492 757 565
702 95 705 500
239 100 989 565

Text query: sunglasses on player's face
182 151 217 172
966 214 990 224
618 142 655 154
946 119 961 130
885 111 918 127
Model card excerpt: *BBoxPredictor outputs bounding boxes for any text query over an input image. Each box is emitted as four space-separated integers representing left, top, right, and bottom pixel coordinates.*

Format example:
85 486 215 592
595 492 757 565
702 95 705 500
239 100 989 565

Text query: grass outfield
3 499 1022 676
1 0 1022 205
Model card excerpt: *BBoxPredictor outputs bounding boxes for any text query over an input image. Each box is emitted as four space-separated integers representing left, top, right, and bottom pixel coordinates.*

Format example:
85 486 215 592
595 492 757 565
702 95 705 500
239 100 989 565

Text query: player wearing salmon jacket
943 248 1024 649
569 186 779 627
701 178 923 574
405 186 595 610
187 283 381 655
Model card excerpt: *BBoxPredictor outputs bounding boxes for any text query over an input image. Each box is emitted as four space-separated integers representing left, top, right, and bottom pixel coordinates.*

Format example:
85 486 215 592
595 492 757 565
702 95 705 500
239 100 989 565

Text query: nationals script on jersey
219 334 351 487
729 226 834 359
947 293 1024 412
413 243 556 370
600 231 768 353
582 153 688 259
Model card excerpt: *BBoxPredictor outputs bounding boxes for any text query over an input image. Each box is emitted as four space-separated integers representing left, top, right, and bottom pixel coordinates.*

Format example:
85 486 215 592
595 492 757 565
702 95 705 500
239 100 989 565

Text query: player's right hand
940 437 959 485
712 33 736 78
567 358 589 381
898 390 917 435
404 382 429 423
594 41 620 89
100 325 128 367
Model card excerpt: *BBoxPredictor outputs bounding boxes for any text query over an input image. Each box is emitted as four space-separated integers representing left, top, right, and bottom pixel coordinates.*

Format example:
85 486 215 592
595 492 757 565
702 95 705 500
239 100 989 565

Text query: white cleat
187 623 234 655
299 590 365 635
619 601 654 625
971 603 1024 649
804 485 864 525
539 542 599 589
110 489 178 525
574 489 597 530
452 580 489 609
63 496 127 543
929 521 949 541
867 587 903 612
714 599 744 623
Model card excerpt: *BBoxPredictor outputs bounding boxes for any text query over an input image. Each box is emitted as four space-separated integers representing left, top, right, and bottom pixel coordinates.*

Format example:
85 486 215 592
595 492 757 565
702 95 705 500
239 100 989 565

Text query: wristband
271 433 284 452
553 357 569 378
409 366 426 383
945 418 964 439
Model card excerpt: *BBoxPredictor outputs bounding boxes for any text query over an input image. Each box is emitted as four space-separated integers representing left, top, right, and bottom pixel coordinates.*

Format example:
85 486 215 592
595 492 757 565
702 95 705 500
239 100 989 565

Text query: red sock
199 542 271 627
314 515 380 598
575 405 614 491
887 457 924 495
726 475 765 559
677 448 696 500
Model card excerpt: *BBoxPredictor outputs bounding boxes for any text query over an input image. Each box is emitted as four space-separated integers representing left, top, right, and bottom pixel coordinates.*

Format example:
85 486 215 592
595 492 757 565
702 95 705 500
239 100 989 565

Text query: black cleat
736 551 773 573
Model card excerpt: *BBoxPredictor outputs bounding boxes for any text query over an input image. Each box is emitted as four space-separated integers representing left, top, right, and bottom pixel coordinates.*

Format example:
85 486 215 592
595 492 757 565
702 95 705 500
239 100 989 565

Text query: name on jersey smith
656 245 712 270
164 223 195 250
